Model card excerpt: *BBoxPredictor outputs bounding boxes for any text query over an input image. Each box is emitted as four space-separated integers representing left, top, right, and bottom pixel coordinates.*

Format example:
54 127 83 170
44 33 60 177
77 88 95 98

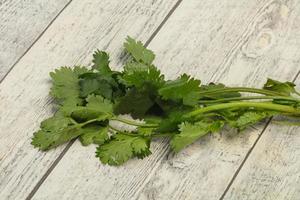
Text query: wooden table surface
1 0 300 199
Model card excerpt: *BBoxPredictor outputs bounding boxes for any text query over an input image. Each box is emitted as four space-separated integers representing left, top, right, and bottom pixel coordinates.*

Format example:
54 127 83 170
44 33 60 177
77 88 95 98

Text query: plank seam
25 1 183 199
144 0 183 47
219 69 300 200
25 140 76 200
0 0 74 84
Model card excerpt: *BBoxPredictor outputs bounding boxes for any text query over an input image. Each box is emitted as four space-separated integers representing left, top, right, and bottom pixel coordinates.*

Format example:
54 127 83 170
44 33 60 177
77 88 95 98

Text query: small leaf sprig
32 37 300 166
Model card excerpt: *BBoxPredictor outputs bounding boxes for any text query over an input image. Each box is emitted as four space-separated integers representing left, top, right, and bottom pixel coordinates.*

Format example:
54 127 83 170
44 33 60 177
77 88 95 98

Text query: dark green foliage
32 37 300 166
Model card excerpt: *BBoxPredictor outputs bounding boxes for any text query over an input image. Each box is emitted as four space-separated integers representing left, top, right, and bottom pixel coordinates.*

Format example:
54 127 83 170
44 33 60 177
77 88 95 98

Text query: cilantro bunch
32 37 300 166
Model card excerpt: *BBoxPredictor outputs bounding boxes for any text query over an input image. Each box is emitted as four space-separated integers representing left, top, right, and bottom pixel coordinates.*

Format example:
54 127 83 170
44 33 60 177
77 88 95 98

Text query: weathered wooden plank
0 0 71 81
0 0 179 199
138 1 300 199
223 78 300 200
31 0 300 199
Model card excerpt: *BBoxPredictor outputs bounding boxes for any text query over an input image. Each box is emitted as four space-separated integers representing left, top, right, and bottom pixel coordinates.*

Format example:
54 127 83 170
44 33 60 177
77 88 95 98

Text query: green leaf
92 50 111 74
78 71 124 100
171 121 224 153
131 136 151 159
96 134 151 165
31 114 81 150
79 74 116 99
157 107 191 132
71 95 113 122
144 116 162 124
137 127 155 136
123 62 165 90
124 36 155 65
217 109 241 121
71 109 110 123
117 62 165 118
159 74 201 106
114 88 154 118
80 79 112 99
32 107 111 151
79 125 109 146
86 95 113 112
40 112 73 130
228 111 275 130
50 66 88 106
263 78 297 96
80 78 99 97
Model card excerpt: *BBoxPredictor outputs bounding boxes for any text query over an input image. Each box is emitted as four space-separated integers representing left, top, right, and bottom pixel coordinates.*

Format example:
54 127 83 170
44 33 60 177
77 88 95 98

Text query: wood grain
0 0 178 199
0 0 71 81
223 83 300 199
32 0 300 200
139 1 300 199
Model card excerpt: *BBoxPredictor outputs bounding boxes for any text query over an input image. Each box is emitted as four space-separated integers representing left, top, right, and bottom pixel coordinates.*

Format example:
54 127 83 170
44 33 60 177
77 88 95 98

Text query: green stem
108 125 121 132
76 118 100 128
192 112 221 121
70 118 78 125
111 117 158 127
108 124 173 138
108 125 140 136
199 87 284 96
184 102 300 119
198 96 300 104
272 120 300 126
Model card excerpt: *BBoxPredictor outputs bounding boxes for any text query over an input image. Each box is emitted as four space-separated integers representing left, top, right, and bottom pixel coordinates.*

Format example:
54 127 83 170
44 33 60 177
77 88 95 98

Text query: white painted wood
0 0 178 199
31 0 300 200
138 1 300 199
0 0 71 80
223 78 300 200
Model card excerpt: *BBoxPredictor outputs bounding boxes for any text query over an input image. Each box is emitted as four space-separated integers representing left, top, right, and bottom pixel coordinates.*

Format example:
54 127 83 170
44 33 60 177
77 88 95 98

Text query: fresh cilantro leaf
124 36 155 65
79 74 117 100
80 78 112 99
32 107 110 150
122 62 165 90
137 127 155 136
171 121 224 153
92 50 111 74
144 116 162 125
263 78 297 96
31 114 80 150
159 74 201 106
80 78 99 96
79 125 109 146
114 88 154 118
71 95 113 122
157 108 191 132
217 109 241 121
71 108 110 122
79 70 124 100
50 66 88 106
228 111 275 130
131 136 151 159
86 94 113 112
96 134 151 166
40 112 73 130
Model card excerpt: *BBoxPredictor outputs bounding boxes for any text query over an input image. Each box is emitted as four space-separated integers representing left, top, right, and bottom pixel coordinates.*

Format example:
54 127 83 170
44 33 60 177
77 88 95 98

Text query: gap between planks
26 1 300 199
219 69 300 200
25 0 183 199
0 0 73 84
